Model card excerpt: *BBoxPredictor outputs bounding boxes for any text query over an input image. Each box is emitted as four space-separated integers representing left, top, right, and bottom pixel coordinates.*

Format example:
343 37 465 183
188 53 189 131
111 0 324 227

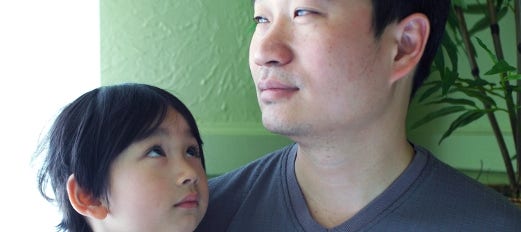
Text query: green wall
100 0 516 183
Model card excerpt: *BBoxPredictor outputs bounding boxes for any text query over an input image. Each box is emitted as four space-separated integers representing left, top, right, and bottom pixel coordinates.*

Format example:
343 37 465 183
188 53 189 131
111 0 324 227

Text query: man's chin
262 119 309 138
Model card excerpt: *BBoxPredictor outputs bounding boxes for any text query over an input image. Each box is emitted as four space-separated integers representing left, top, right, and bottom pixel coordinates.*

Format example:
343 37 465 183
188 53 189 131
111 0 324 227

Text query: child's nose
176 160 199 186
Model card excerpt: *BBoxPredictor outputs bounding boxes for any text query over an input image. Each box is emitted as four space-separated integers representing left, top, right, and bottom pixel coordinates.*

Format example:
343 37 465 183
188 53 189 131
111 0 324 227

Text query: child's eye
186 146 201 158
253 16 269 24
147 146 166 158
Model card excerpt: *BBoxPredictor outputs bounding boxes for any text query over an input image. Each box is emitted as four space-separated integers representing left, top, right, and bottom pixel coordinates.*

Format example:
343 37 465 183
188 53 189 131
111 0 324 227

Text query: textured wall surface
101 0 258 123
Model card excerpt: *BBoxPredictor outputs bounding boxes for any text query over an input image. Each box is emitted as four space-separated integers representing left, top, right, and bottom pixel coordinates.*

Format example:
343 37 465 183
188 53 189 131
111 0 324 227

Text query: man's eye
253 16 269 24
186 146 201 158
294 9 316 17
147 146 166 158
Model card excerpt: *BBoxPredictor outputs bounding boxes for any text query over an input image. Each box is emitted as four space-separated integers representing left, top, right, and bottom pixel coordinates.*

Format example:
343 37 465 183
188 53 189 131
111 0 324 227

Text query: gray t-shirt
196 143 521 231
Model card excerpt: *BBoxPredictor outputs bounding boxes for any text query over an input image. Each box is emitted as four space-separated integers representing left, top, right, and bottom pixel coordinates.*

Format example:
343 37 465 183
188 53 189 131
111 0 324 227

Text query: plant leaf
439 110 487 144
468 7 508 35
441 33 459 70
468 15 490 35
446 7 461 33
459 88 497 106
427 98 477 107
460 77 495 88
506 74 521 81
476 37 498 63
409 106 467 130
417 82 442 102
484 60 517 75
441 68 459 95
461 3 487 14
497 6 509 21
452 0 466 8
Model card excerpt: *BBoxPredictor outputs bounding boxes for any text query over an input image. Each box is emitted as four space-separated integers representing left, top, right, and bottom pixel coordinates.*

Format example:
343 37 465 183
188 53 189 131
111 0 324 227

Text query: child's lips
174 193 200 208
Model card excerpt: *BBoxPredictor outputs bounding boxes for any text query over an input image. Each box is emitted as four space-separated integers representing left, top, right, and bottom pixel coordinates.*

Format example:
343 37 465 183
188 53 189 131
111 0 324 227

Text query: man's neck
293 136 414 228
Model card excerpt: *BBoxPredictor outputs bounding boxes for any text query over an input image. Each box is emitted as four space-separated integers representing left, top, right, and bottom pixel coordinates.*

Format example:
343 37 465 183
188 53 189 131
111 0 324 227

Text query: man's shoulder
405 145 521 227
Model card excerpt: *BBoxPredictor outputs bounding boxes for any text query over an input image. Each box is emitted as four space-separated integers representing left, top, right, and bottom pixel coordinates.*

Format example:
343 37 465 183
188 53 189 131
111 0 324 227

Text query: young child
36 83 208 232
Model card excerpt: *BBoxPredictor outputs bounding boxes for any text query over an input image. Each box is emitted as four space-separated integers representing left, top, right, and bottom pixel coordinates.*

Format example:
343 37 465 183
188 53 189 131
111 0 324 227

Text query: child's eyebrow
137 125 195 142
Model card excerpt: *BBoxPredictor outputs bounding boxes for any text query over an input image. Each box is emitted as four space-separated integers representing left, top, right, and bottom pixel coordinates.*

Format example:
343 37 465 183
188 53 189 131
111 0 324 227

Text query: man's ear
390 13 430 83
67 174 109 220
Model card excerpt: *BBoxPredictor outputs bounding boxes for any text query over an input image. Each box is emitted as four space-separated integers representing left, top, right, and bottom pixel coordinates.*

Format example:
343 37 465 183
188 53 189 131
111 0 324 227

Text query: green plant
410 0 520 198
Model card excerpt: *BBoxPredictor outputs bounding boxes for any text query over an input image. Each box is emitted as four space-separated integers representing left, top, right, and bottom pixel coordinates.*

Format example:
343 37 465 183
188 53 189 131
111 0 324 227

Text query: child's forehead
133 107 193 142
158 108 194 137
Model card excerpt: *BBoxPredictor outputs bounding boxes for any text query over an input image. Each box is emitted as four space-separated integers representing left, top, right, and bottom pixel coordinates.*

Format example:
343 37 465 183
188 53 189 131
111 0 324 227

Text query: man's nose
251 20 294 67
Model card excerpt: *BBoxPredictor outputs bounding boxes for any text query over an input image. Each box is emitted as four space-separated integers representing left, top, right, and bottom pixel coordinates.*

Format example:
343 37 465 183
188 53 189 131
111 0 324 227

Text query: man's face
249 0 398 138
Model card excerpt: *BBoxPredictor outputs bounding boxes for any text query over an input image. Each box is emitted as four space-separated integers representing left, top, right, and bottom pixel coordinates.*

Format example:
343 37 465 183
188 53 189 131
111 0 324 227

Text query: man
197 0 521 231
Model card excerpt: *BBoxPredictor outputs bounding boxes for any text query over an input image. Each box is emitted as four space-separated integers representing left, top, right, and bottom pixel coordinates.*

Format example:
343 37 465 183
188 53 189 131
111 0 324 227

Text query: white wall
0 1 99 230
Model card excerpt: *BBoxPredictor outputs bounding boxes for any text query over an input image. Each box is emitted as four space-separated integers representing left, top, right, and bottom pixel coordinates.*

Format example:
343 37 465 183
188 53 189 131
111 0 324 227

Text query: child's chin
172 215 201 232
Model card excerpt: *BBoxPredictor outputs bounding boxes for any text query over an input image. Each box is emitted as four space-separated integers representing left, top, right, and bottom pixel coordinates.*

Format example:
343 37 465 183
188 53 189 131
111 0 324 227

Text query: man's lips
174 193 199 209
258 79 299 102
258 79 298 91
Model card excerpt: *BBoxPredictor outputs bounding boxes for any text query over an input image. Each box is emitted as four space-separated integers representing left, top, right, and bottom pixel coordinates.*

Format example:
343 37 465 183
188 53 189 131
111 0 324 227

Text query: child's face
102 107 208 232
